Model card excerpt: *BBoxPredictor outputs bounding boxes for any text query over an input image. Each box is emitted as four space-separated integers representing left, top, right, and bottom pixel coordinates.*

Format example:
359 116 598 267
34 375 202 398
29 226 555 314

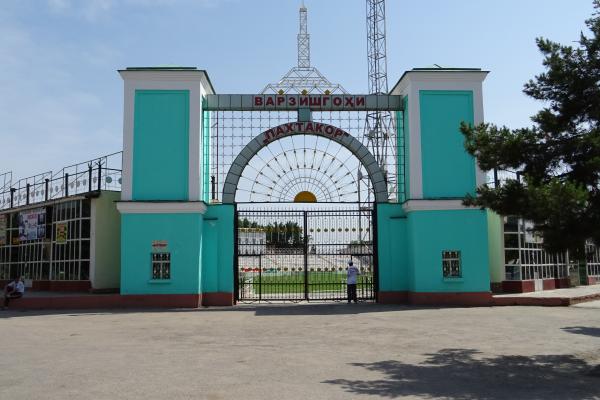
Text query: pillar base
378 291 493 306
202 292 234 306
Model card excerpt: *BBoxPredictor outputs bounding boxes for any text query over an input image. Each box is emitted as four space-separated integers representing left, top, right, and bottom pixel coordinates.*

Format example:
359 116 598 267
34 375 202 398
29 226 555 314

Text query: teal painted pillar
383 68 493 305
201 204 235 305
116 67 217 307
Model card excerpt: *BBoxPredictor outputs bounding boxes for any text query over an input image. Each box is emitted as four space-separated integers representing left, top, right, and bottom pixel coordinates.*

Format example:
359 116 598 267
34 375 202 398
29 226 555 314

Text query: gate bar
233 204 239 303
303 210 309 302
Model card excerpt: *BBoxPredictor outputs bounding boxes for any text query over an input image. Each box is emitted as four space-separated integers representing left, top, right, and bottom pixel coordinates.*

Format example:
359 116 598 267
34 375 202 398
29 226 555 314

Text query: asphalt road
1 303 599 400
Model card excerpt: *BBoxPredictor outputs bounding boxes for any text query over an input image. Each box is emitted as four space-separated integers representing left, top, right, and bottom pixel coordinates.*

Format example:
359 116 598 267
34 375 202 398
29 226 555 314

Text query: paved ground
1 304 600 400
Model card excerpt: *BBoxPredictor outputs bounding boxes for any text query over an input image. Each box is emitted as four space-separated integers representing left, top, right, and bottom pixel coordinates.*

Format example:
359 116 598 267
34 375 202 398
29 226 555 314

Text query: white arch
221 122 388 203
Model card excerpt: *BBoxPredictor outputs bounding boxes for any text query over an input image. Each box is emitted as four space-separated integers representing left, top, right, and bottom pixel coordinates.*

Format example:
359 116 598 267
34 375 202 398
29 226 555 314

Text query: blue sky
0 0 594 180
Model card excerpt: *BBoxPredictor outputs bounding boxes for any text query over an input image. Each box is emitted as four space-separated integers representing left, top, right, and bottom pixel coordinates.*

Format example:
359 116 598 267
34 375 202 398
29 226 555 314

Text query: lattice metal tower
365 0 396 199
261 2 347 95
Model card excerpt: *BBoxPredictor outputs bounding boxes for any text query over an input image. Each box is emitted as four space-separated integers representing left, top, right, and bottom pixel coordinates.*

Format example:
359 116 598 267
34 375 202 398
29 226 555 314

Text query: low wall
378 291 493 306
0 280 91 292
7 294 202 310
502 280 535 293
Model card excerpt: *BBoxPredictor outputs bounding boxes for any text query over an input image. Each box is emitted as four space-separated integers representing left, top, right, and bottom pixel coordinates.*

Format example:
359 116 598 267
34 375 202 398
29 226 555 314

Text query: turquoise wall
419 90 476 199
120 213 202 295
133 90 190 200
377 203 409 291
202 106 211 203
407 209 490 293
201 205 234 294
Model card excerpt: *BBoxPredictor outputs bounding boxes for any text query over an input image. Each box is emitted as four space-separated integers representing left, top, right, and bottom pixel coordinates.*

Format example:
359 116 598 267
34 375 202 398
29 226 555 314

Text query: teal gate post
115 67 234 307
377 68 496 306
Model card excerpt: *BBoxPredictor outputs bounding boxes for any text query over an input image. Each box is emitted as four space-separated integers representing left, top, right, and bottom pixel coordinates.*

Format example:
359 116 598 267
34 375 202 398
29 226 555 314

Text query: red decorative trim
502 280 535 293
555 278 571 289
492 297 570 307
0 280 91 292
542 279 556 290
409 292 493 306
490 283 503 294
202 292 234 306
37 280 91 292
89 288 120 294
4 294 202 310
378 291 492 306
378 291 409 304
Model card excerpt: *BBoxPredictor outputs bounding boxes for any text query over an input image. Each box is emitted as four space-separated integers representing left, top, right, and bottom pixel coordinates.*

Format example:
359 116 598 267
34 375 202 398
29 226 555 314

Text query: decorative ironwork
0 172 12 194
260 3 346 95
0 152 122 211
209 111 399 204
236 204 376 302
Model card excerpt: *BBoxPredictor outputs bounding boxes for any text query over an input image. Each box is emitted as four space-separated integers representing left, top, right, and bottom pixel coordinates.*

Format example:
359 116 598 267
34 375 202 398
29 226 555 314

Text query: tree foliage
238 218 303 247
461 1 600 258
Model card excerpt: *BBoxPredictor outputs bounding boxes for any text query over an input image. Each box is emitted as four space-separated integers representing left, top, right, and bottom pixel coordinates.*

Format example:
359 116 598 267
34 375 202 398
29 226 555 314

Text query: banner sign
18 208 46 241
261 122 349 145
204 94 402 111
56 223 68 244
151 240 169 253
0 215 6 246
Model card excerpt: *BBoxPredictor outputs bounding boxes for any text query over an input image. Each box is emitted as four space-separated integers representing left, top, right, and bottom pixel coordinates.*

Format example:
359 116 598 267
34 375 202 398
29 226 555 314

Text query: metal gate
235 206 377 302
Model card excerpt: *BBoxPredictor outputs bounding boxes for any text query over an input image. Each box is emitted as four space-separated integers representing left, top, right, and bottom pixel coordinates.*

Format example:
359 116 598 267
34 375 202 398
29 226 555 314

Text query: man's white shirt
347 265 359 284
10 281 25 293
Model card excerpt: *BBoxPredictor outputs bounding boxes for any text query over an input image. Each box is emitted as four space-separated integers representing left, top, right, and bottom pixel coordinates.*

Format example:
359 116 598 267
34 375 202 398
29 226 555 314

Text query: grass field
239 271 373 295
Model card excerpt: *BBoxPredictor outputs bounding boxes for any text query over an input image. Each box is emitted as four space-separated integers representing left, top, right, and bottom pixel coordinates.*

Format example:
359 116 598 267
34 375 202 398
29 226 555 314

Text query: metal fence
503 216 599 281
236 204 376 302
0 152 122 211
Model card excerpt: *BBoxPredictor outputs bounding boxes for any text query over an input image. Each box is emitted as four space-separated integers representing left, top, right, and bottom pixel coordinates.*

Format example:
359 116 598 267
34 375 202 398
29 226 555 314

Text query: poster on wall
0 214 6 245
151 240 169 253
18 208 46 241
56 223 68 244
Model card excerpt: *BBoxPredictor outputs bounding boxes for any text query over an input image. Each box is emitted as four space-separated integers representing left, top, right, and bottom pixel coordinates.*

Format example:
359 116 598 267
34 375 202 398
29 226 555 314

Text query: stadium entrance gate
208 94 399 303
235 205 377 302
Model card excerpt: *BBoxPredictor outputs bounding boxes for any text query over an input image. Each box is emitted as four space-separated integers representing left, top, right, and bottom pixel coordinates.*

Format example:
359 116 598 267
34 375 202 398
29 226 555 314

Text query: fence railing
504 216 600 281
0 152 122 211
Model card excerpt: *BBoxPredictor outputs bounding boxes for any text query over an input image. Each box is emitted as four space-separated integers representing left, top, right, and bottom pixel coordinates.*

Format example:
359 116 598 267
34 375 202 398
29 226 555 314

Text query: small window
151 252 171 280
442 250 461 278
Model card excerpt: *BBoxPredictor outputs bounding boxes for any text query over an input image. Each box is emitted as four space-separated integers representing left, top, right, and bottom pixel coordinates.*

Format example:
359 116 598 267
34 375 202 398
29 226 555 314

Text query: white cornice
116 201 207 214
118 70 215 94
403 199 477 213
391 70 488 94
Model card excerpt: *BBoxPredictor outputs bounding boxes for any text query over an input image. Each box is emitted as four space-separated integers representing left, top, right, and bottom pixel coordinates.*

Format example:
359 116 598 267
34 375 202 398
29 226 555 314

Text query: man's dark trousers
347 284 357 303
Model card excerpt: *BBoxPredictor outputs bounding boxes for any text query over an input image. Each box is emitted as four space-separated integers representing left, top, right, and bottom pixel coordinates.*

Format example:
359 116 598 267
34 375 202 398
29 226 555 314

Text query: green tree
265 221 303 247
460 1 600 259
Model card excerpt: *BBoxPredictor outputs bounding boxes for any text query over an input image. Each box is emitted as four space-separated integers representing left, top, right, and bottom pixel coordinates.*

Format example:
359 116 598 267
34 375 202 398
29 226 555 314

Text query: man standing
347 261 359 303
3 276 25 309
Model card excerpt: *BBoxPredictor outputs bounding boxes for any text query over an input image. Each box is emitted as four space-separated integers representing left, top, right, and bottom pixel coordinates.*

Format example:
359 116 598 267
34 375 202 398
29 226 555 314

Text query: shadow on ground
562 326 600 338
0 303 443 318
323 349 600 400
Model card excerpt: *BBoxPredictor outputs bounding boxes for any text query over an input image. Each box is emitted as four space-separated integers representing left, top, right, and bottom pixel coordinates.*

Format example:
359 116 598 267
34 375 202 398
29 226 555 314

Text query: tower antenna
260 2 346 94
365 0 396 200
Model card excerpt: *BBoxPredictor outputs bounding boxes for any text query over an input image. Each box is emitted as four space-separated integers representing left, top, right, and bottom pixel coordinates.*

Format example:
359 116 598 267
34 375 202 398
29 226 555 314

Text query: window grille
442 250 461 278
0 198 91 281
151 253 171 280
503 217 569 281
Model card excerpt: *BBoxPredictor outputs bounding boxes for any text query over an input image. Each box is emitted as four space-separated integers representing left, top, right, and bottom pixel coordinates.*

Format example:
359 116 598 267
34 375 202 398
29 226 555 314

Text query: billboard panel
18 208 46 241
0 215 6 245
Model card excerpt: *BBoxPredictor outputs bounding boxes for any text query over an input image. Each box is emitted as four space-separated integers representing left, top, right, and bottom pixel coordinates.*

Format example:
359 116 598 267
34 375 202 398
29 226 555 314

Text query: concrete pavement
1 304 599 399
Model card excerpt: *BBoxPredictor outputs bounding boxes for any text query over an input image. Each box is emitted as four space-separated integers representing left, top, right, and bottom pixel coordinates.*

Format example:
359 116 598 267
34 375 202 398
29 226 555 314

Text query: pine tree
461 1 600 259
